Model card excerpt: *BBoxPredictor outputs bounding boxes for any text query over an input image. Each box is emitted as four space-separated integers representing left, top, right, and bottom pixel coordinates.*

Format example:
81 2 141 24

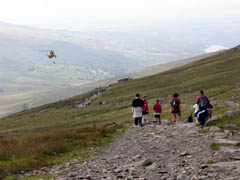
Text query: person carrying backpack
196 90 210 110
196 90 213 118
131 93 144 127
170 93 181 124
142 96 149 124
153 99 162 124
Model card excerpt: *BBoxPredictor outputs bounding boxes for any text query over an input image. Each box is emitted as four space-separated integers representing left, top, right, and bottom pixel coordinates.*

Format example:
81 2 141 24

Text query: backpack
199 96 209 109
171 98 179 110
187 113 193 123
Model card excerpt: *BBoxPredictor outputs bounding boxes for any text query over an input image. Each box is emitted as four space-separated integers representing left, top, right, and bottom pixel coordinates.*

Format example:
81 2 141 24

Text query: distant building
118 77 132 83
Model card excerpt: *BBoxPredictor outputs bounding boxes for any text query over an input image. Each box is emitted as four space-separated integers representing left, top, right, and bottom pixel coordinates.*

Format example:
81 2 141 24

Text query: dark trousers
134 117 142 126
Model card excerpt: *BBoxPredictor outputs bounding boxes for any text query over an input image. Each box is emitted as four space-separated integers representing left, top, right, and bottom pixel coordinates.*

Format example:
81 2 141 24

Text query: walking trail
19 120 240 180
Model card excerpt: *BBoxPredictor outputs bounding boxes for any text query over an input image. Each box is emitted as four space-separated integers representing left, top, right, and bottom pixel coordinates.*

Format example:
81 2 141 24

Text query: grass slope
0 45 240 178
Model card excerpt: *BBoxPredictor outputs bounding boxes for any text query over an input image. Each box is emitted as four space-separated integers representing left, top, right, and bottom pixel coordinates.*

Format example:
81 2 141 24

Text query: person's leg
134 118 138 126
146 113 149 122
195 117 198 124
172 113 176 124
138 117 143 127
142 114 146 124
158 117 161 124
178 112 182 122
208 109 212 118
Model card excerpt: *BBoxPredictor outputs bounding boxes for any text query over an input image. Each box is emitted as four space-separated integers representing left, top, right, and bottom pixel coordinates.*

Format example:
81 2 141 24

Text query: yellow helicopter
47 50 56 64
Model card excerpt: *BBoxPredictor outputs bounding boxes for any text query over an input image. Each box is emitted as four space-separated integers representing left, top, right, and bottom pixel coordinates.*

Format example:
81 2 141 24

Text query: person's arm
196 96 200 104
159 104 162 114
146 101 149 112
170 99 172 112
178 99 181 112
206 96 210 103
131 100 134 114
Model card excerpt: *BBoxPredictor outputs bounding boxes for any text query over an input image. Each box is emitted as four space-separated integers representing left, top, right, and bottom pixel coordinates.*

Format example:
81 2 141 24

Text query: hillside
1 45 240 178
132 52 219 78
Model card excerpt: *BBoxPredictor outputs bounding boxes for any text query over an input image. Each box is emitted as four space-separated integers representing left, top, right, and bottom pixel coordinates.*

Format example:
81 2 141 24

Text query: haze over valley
0 18 240 117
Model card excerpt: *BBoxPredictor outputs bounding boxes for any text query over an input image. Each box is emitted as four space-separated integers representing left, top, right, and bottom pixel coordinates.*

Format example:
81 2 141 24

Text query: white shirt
193 104 199 113
133 107 142 118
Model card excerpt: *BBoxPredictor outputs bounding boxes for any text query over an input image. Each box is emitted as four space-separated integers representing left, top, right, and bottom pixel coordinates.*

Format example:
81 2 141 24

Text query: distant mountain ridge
132 52 220 78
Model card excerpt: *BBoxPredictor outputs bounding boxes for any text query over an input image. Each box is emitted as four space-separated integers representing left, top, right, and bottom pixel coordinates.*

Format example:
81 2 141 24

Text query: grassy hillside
1 45 240 178
132 52 218 79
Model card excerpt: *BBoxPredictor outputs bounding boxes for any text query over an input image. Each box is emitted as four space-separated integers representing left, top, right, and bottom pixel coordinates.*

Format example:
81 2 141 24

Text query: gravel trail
19 121 240 180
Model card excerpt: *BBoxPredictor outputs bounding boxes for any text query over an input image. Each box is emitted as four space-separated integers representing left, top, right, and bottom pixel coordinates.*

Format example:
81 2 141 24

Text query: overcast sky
0 0 240 30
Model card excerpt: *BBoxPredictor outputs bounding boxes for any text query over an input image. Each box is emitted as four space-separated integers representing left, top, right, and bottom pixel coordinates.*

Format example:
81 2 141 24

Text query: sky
0 0 240 30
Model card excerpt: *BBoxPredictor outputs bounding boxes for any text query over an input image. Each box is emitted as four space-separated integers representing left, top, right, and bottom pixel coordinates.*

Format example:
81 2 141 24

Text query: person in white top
193 104 199 124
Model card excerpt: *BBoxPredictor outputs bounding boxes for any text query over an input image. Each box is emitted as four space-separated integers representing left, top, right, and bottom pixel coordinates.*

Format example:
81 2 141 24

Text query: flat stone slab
209 126 223 133
220 147 240 153
211 161 240 168
215 139 240 146
214 132 228 139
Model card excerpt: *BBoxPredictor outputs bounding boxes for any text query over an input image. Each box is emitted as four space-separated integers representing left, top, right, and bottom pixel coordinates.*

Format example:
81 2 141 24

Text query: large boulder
224 101 239 107
205 116 220 125
223 124 239 130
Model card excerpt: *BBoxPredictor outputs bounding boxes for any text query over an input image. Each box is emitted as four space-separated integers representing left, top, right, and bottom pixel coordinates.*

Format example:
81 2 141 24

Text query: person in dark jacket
131 94 144 126
196 108 208 128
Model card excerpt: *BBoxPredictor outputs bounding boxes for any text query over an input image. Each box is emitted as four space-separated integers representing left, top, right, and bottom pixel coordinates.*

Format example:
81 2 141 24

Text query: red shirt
153 102 162 113
196 95 209 104
142 98 149 112
170 97 181 112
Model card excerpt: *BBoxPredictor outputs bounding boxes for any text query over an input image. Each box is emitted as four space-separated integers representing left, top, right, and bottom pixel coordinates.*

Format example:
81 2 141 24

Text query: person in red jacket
153 99 162 124
142 96 149 124
196 90 212 119
170 93 181 124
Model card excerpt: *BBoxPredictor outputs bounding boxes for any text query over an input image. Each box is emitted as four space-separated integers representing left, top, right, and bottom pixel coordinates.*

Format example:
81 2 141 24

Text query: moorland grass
210 143 220 151
0 124 123 178
206 116 240 128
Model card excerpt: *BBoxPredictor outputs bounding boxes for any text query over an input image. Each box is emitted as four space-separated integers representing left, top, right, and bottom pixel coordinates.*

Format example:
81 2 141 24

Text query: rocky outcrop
76 86 111 108
224 109 240 117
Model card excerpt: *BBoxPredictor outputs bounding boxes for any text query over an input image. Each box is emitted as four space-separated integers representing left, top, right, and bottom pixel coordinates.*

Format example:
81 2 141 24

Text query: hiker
170 93 181 124
153 99 162 124
142 96 149 124
193 103 199 124
196 90 212 118
131 93 144 127
196 108 208 128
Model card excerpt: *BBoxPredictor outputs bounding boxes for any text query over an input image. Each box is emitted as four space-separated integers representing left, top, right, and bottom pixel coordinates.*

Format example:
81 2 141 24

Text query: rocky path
19 121 240 180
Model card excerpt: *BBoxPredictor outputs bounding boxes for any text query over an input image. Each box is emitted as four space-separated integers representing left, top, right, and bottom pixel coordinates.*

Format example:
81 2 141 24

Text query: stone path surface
19 121 240 180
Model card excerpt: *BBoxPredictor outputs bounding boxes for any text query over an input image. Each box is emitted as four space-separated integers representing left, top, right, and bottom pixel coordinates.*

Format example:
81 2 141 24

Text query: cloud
205 45 228 53
0 0 240 29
